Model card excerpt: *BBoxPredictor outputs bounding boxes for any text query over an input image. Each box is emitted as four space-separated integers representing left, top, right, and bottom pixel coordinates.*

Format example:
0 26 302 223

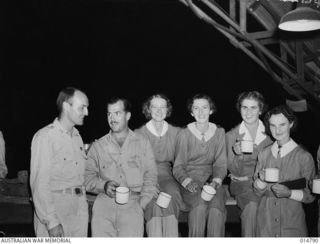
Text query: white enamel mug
265 168 279 182
241 140 254 154
312 179 320 194
156 192 172 208
201 185 216 201
116 186 129 204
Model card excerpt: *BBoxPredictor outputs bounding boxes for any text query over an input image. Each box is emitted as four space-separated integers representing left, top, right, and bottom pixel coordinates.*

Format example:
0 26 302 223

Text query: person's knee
122 223 144 237
243 202 258 215
209 207 225 215
189 204 208 216
208 207 226 224
247 201 258 209
188 205 208 226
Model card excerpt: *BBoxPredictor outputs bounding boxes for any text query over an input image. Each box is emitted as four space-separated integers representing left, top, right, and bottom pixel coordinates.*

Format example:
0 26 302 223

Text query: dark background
0 0 319 177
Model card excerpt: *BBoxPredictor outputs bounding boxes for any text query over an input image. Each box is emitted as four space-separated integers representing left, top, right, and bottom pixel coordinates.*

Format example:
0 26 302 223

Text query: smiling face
269 113 293 145
240 98 261 125
191 98 212 123
65 91 89 126
107 100 131 133
150 97 168 123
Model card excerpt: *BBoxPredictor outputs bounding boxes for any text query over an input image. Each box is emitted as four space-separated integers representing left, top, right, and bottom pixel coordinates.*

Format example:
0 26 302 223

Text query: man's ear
62 101 70 113
126 112 131 121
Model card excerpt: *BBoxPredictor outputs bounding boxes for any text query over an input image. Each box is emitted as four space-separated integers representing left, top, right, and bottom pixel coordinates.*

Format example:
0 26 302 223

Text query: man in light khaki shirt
0 130 7 179
30 87 89 237
85 97 157 237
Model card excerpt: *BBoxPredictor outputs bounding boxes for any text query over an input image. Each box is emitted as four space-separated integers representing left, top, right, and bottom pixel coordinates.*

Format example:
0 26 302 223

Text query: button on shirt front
30 118 87 229
84 130 157 209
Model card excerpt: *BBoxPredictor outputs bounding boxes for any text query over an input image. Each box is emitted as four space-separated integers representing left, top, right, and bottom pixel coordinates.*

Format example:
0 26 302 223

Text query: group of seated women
136 91 318 237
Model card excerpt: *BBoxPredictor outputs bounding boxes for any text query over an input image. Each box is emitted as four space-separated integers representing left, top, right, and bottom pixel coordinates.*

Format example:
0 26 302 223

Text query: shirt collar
53 118 79 137
239 120 266 145
187 122 217 142
146 120 168 137
107 129 134 144
271 138 297 158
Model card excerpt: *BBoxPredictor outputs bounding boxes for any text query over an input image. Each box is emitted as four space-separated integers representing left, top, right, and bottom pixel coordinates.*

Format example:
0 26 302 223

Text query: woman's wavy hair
187 94 216 114
264 105 298 135
142 93 173 120
236 91 267 114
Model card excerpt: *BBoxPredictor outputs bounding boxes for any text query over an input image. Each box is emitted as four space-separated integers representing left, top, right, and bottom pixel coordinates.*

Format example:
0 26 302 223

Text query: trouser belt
52 186 86 196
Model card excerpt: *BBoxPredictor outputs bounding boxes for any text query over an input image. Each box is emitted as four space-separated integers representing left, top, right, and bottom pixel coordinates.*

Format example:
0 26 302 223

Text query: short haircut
187 94 216 114
264 105 298 134
142 93 173 120
236 91 267 114
56 87 84 117
107 97 132 113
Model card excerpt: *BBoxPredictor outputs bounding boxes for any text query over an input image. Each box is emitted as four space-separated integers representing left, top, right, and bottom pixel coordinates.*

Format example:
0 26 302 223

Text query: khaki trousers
91 195 144 237
34 193 88 237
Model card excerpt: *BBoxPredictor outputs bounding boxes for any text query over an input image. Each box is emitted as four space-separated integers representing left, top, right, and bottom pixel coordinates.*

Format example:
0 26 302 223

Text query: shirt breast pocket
100 160 116 179
52 154 76 180
125 155 142 187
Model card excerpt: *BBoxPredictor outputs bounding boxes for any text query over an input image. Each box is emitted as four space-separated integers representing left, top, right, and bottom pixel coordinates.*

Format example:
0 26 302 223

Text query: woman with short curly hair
135 93 184 237
173 94 227 237
226 91 272 236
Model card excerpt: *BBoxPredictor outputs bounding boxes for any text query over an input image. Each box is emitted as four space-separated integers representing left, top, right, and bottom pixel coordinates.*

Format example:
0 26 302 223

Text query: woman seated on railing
226 91 272 237
253 105 315 237
173 94 227 237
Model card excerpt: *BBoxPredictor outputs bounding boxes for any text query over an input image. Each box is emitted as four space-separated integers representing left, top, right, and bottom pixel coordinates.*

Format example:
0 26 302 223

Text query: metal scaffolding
179 0 320 112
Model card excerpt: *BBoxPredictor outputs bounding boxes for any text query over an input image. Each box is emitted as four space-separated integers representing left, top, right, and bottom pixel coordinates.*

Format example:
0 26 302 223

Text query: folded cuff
182 178 192 188
47 218 60 230
255 179 267 189
96 179 109 193
212 178 222 186
139 196 151 210
289 190 303 202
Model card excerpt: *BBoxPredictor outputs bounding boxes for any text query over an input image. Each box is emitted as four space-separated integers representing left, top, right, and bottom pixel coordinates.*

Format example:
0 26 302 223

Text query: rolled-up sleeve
173 130 190 185
84 142 109 194
299 152 315 203
0 131 7 179
30 131 60 230
212 129 227 181
139 139 157 209
253 152 268 196
226 130 237 175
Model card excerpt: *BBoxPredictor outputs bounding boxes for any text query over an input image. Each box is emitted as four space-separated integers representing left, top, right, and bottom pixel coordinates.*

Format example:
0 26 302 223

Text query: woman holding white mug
173 94 227 237
135 94 184 237
226 91 272 236
254 105 315 237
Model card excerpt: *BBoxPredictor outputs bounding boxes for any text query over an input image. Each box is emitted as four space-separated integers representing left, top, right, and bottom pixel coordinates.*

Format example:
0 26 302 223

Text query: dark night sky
0 0 319 176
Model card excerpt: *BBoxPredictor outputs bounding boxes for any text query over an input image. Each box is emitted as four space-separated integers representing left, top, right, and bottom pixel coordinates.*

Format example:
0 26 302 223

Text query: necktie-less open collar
271 139 297 158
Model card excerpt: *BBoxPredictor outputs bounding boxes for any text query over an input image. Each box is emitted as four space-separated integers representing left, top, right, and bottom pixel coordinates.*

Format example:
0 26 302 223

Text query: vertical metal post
229 0 236 21
239 0 247 32
296 40 305 81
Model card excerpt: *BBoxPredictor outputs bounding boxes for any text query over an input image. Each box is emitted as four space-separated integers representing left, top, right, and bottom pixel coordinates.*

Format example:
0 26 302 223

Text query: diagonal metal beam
182 0 320 106
183 0 304 99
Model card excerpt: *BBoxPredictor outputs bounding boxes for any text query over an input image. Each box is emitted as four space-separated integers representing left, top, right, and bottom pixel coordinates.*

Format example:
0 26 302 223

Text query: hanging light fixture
278 3 320 31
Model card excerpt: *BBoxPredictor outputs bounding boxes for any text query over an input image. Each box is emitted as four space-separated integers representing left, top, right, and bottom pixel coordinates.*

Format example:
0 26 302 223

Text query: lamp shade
278 6 320 31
